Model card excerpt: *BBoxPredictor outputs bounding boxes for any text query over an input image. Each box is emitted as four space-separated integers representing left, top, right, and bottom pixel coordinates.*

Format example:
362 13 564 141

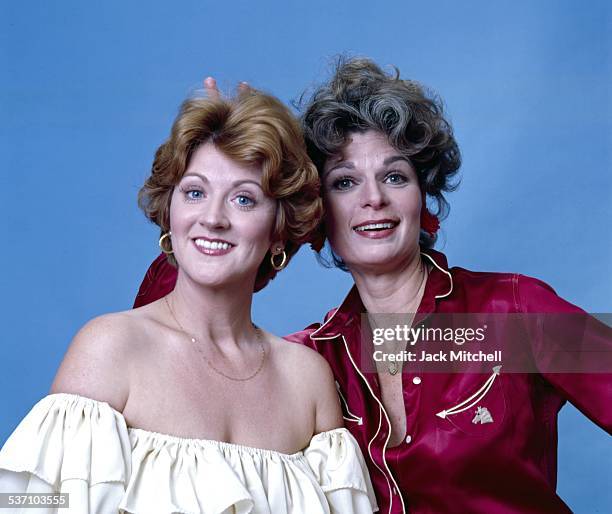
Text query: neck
351 248 427 315
167 269 257 351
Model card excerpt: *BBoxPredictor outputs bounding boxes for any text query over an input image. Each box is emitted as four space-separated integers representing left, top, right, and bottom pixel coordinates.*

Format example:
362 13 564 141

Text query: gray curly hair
299 57 461 267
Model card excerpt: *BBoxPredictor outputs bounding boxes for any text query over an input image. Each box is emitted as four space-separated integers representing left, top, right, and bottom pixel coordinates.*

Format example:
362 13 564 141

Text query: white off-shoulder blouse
0 394 378 514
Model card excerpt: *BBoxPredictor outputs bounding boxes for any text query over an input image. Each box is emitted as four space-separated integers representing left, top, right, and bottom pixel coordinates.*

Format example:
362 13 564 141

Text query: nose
360 179 388 210
198 195 230 231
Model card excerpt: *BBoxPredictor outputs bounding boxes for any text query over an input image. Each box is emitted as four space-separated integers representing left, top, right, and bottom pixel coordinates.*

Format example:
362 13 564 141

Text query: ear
270 242 284 255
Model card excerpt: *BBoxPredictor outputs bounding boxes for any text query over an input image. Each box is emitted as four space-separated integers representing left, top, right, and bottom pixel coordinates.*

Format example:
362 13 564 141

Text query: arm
312 353 344 433
517 274 612 433
0 314 134 502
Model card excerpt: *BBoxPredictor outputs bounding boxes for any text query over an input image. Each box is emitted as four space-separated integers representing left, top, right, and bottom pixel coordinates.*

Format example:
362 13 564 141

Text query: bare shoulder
267 332 342 431
49 310 144 412
269 333 334 380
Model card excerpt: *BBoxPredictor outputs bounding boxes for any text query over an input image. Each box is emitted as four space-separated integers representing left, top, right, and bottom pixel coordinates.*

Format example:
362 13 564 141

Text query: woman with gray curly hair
132 59 611 514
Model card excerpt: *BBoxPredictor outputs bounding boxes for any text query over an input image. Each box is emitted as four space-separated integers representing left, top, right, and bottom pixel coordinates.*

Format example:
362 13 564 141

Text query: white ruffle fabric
0 394 378 514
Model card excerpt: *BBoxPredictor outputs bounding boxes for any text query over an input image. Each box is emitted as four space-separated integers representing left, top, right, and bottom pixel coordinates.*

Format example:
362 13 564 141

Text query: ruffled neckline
51 392 324 460
1 392 379 514
128 427 305 460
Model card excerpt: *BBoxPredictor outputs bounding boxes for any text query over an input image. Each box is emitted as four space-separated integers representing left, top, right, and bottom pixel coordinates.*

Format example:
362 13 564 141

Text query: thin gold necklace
164 296 266 382
369 263 429 376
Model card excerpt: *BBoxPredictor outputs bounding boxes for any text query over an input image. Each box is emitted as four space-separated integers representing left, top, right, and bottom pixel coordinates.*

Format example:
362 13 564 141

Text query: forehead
182 142 262 182
326 130 405 168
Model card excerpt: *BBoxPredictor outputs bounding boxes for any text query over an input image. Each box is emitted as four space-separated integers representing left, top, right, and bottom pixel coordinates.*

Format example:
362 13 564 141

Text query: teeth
195 239 231 250
355 222 395 231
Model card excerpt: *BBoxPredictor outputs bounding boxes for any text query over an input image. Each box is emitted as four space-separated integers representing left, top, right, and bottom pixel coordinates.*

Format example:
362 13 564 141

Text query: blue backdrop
1 1 610 511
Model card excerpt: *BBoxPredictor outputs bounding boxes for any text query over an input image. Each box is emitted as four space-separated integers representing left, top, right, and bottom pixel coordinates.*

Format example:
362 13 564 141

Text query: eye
181 187 204 202
384 172 408 185
233 194 256 208
332 176 356 191
187 190 203 199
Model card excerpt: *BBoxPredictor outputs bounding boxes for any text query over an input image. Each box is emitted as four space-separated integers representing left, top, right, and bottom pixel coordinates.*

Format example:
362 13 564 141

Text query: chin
348 254 396 271
180 266 237 288
190 275 229 289
348 249 413 273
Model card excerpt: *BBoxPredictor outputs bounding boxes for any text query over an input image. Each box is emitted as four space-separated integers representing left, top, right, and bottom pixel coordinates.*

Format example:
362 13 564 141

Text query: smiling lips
353 219 399 239
193 237 235 256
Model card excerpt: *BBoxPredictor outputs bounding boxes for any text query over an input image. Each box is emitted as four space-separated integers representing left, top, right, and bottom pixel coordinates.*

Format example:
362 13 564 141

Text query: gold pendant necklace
164 296 266 382
369 263 429 376
388 361 399 376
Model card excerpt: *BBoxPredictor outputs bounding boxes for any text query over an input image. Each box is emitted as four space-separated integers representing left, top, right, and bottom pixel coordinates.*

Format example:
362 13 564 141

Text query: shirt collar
309 248 454 342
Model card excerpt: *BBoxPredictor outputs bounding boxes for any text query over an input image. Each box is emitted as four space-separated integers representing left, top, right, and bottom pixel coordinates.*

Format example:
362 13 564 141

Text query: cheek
238 208 276 245
244 220 271 241
168 196 191 233
396 188 422 221
410 195 423 220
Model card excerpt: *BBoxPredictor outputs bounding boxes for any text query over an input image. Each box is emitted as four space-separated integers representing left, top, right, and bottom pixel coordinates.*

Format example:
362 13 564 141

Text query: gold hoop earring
270 249 287 271
159 232 174 255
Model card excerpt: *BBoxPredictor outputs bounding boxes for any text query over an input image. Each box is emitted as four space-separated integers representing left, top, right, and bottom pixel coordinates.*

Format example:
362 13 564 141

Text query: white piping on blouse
342 335 406 514
421 251 454 300
335 381 363 425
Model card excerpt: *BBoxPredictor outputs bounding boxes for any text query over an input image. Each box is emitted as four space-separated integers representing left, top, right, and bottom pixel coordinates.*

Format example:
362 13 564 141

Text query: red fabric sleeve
517 274 612 434
133 253 178 308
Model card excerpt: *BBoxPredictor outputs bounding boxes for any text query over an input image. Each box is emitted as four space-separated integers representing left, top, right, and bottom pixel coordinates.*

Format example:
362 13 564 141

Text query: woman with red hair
0 87 377 514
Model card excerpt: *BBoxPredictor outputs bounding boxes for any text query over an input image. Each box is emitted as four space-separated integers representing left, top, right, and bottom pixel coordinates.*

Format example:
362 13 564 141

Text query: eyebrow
383 156 411 166
324 155 411 177
325 161 355 176
181 173 263 190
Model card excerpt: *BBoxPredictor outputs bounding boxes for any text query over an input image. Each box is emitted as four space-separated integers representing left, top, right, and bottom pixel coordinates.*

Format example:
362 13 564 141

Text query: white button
405 435 412 444
412 376 422 385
